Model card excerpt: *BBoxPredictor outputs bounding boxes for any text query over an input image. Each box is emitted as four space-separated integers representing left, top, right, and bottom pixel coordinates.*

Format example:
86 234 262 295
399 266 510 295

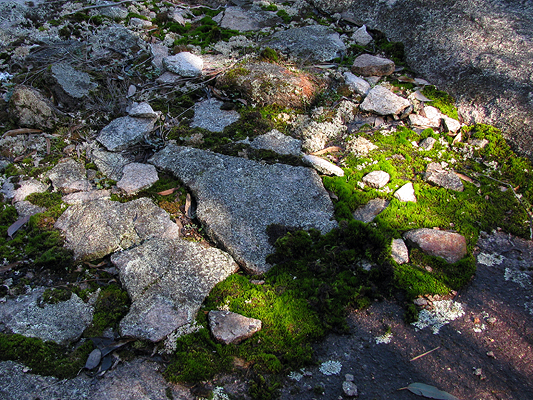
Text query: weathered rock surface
0 288 93 345
117 163 158 195
342 380 358 397
149 145 337 274
90 148 131 181
89 24 140 58
216 62 325 109
394 182 417 202
47 159 91 193
128 102 158 119
347 136 378 155
220 6 281 31
50 63 97 106
208 310 262 345
12 179 48 202
8 85 61 129
97 116 155 152
111 237 238 341
303 154 344 177
403 228 467 264
352 198 389 223
248 129 302 156
352 25 373 46
419 137 436 151
425 162 464 192
265 25 346 63
62 190 111 205
190 99 240 132
351 54 395 77
360 85 411 116
344 71 371 96
162 52 203 77
362 170 390 189
14 201 46 217
391 238 409 264
55 198 180 261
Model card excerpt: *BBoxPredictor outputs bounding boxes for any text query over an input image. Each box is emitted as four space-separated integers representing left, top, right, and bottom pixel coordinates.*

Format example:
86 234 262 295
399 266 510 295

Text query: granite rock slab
97 116 155 152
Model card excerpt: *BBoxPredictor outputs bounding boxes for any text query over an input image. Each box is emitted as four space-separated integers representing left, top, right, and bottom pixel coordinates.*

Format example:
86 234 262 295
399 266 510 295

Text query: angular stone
62 190 111 205
13 179 48 202
342 381 358 397
362 170 390 188
208 310 262 345
394 182 417 202
360 86 411 116
129 17 152 29
442 116 461 133
55 198 181 261
162 52 203 77
351 54 395 77
89 24 140 58
8 85 61 129
97 116 155 152
352 25 373 46
128 102 158 119
403 228 467 264
344 71 371 96
352 198 389 223
249 129 302 156
47 159 91 194
303 155 344 177
216 62 325 109
391 238 409 264
149 145 337 274
419 137 436 151
423 106 444 126
425 162 464 191
150 43 168 70
190 99 240 133
117 163 158 195
0 288 93 345
95 2 129 19
91 148 131 181
112 238 238 342
50 63 97 106
14 201 46 218
347 136 378 155
409 114 436 129
220 6 281 32
266 25 346 62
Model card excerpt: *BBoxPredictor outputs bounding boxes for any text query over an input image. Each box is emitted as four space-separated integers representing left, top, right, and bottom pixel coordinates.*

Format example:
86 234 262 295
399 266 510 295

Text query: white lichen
211 387 230 400
477 252 505 266
375 332 393 344
159 322 203 354
288 371 304 381
319 360 342 375
504 268 531 288
412 300 465 334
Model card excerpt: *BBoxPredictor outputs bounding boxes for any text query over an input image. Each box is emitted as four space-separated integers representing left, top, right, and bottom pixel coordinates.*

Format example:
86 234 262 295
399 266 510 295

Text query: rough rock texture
55 198 181 261
265 25 346 63
128 102 158 119
117 163 158 195
362 170 390 188
220 6 281 31
425 162 464 192
303 154 344 177
47 159 91 193
315 0 533 160
97 116 155 152
403 228 467 264
90 148 131 181
8 85 61 129
248 129 302 156
111 238 238 341
360 85 411 116
391 238 409 264
208 310 262 345
419 137 436 151
12 179 48 202
50 63 97 106
351 54 395 77
62 190 111 205
344 71 371 96
150 145 337 274
216 62 326 109
0 288 93 345
162 52 203 77
352 198 389 223
14 201 46 217
190 99 240 132
394 182 417 202
352 25 373 46
89 24 140 57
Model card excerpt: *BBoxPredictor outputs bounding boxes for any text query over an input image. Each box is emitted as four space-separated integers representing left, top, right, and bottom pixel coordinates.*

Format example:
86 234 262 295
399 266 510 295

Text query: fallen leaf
84 348 102 370
311 146 343 156
414 90 433 102
7 215 30 237
157 188 178 196
3 128 42 137
398 75 415 83
403 383 459 400
185 193 195 219
99 353 114 373
14 150 37 163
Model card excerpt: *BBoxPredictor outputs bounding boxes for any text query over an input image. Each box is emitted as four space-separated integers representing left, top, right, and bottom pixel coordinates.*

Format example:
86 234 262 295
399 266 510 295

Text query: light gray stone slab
394 182 417 202
90 148 131 181
117 163 159 195
14 201 46 217
162 52 203 77
419 137 436 151
50 63 97 100
112 238 238 341
47 159 91 193
352 198 389 223
97 116 155 152
344 71 371 96
208 310 262 345
13 179 48 202
303 154 344 177
360 85 411 116
425 162 464 191
352 25 373 46
128 102 158 119
190 99 240 133
220 6 281 31
391 238 409 264
249 129 302 156
62 190 111 205
351 54 395 77
149 145 337 274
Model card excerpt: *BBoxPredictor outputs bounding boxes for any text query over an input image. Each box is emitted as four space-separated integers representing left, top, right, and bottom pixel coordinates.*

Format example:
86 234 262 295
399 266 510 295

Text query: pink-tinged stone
209 310 262 345
403 228 467 264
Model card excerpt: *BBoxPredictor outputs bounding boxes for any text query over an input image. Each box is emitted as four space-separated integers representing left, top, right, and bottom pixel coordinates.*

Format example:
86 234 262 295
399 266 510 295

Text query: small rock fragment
209 310 262 345
442 116 461 133
419 137 436 151
128 102 158 119
391 238 409 264
352 198 389 223
360 85 411 116
117 163 159 195
342 381 358 397
351 54 395 77
249 129 302 156
362 170 390 188
394 182 417 202
344 72 371 96
352 25 373 46
303 155 344 176
347 136 378 155
14 201 46 217
13 179 48 202
162 52 203 77
47 159 91 193
190 99 240 133
425 163 464 192
403 228 467 264
97 116 155 152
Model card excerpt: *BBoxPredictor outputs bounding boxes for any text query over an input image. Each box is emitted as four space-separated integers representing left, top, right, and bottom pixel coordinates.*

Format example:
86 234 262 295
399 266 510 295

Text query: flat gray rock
344 71 371 96
352 198 389 223
89 24 140 58
391 238 409 264
360 85 411 116
162 52 203 77
419 137 436 151
50 63 97 104
112 238 238 341
90 148 131 181
352 25 373 46
362 170 390 188
117 163 158 195
265 25 346 63
403 228 467 264
208 310 262 345
351 54 395 77
0 288 93 345
425 162 464 191
62 190 111 205
149 145 337 274
128 102 158 119
47 159 91 193
190 99 240 133
150 43 169 70
303 154 344 177
249 129 302 156
55 198 181 261
394 182 417 202
14 201 46 217
220 6 281 31
97 116 155 152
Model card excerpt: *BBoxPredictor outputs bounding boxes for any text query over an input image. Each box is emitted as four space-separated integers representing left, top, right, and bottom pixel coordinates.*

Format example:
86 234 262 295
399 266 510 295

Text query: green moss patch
83 284 130 337
421 85 459 119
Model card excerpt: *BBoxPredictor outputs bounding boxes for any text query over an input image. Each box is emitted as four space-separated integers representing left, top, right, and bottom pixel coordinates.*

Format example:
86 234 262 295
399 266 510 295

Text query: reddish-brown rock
403 228 467 264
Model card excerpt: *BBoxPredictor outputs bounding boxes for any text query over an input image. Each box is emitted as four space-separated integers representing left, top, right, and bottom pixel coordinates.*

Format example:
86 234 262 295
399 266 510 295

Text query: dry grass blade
410 346 440 361
400 383 459 400
157 188 179 196
312 146 343 156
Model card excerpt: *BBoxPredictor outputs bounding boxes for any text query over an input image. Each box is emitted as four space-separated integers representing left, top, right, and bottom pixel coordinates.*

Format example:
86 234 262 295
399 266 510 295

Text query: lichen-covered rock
347 136 378 155
352 198 389 223
47 159 91 193
352 25 373 46
419 137 436 151
117 163 158 195
403 228 467 264
425 162 464 191
360 85 411 116
216 62 326 109
149 145 337 274
14 201 46 217
248 129 302 156
97 116 155 152
90 148 131 181
8 85 61 129
12 179 48 202
220 6 281 31
55 198 180 261
351 54 395 77
208 310 262 345
344 71 371 96
162 52 203 77
112 238 238 342
391 238 409 264
62 190 111 205
190 99 240 133
127 102 158 119
303 155 344 177
50 63 97 108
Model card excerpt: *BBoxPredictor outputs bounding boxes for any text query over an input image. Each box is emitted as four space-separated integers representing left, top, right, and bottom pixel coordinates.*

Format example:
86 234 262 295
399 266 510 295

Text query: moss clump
84 284 130 337
0 334 94 379
26 192 62 209
261 4 278 11
276 10 292 24
421 86 459 119
41 287 72 304
164 16 239 49
260 47 279 62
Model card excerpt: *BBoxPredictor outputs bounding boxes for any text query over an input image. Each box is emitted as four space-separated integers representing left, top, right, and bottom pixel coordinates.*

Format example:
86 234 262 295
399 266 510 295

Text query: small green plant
84 284 130 337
